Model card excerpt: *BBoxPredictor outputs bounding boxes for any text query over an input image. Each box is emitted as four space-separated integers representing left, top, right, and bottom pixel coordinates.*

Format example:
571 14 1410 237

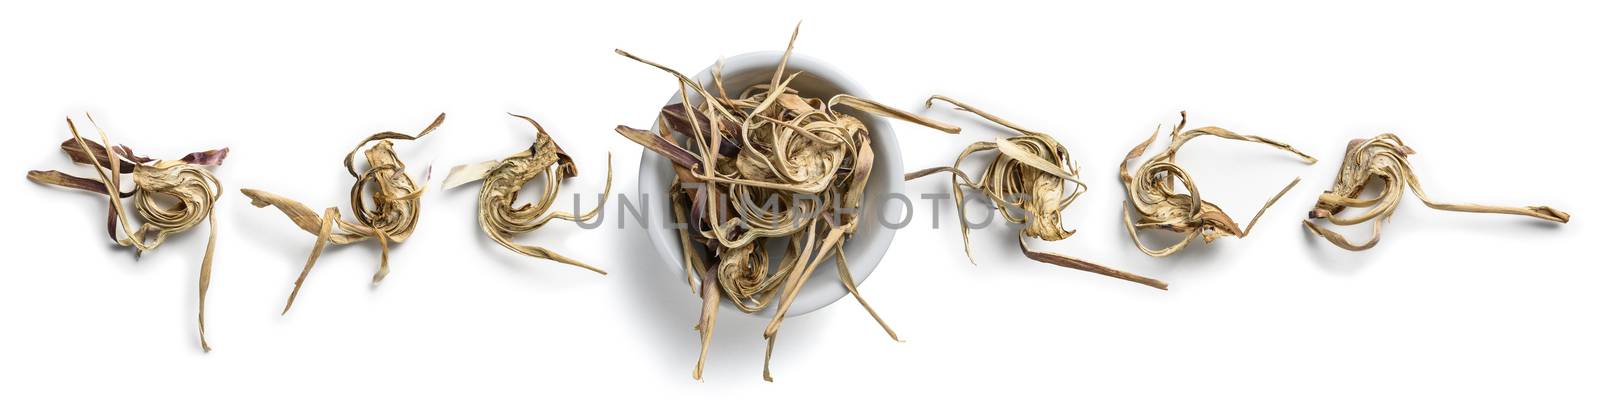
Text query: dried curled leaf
27 114 225 352
907 95 1166 290
1303 134 1570 250
615 23 956 381
443 114 613 273
1120 112 1317 257
241 113 443 315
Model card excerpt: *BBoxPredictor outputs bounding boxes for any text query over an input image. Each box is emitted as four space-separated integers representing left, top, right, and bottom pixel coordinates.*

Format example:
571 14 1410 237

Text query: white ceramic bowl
637 51 905 317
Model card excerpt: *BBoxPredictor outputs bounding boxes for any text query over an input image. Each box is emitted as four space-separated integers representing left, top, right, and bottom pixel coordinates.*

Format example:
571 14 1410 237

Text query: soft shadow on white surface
37 184 216 352
1300 224 1379 274
1127 229 1229 285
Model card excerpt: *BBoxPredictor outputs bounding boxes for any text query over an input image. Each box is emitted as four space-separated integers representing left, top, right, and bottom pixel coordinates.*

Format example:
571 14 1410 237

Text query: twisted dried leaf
27 115 225 352
443 114 613 273
1119 112 1316 257
1304 134 1569 250
908 95 1165 290
241 114 442 314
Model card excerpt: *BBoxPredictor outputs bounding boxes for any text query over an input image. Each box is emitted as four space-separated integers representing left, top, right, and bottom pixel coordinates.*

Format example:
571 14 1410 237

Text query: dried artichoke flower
442 114 613 273
906 96 1166 290
1120 112 1317 257
27 115 227 352
240 113 443 315
613 23 960 381
1303 134 1570 250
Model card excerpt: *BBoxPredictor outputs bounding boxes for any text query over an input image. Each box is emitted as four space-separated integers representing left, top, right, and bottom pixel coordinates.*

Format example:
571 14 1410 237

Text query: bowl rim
634 50 905 317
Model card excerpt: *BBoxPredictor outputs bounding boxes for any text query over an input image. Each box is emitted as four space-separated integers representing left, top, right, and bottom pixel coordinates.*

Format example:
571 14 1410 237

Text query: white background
2 1 1595 411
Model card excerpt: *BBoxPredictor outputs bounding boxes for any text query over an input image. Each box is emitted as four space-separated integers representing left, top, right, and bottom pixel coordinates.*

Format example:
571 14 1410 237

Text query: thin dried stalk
615 23 958 381
241 113 443 315
1303 134 1570 250
27 114 226 352
1120 112 1317 257
442 114 613 273
907 96 1166 290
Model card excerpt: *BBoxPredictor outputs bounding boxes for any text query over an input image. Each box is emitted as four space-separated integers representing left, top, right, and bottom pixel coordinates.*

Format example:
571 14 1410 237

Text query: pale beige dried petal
441 160 500 190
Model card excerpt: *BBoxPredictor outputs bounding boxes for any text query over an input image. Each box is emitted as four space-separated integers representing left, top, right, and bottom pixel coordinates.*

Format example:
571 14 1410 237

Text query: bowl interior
637 51 905 317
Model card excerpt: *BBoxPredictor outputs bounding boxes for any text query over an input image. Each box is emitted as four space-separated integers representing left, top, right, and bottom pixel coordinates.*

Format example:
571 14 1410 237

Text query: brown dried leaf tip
442 114 613 273
614 23 959 381
26 114 227 352
906 96 1166 290
1303 134 1569 251
240 113 444 315
1120 112 1317 257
